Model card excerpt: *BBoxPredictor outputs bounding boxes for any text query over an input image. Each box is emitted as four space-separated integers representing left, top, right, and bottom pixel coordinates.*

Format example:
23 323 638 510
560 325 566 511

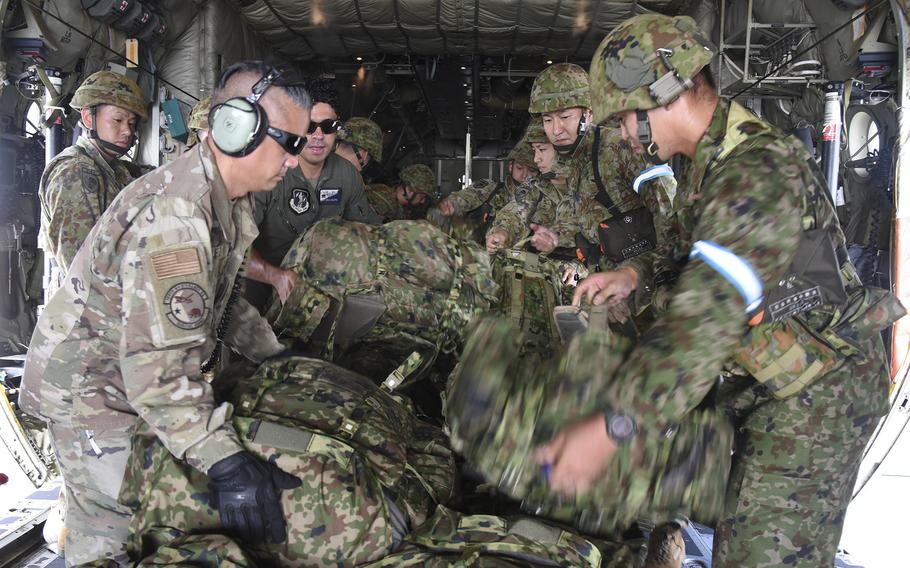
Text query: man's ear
80 107 93 129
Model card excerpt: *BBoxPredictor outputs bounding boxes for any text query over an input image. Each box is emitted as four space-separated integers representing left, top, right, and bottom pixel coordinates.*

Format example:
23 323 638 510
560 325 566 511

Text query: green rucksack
447 316 733 536
120 355 456 567
362 505 636 567
267 219 499 387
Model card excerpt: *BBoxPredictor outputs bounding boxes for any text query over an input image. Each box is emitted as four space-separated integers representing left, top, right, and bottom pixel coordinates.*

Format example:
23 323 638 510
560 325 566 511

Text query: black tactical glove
207 451 301 543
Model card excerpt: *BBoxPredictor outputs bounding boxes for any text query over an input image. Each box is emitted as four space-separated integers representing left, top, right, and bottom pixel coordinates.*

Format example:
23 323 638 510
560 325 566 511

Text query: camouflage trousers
713 336 890 567
48 423 134 567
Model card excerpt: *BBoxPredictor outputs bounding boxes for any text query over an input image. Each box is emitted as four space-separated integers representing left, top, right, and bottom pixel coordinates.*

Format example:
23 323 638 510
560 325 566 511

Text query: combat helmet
589 14 715 124
506 124 537 170
338 117 383 162
400 163 435 197
70 70 148 121
523 115 549 145
527 63 591 114
187 96 211 132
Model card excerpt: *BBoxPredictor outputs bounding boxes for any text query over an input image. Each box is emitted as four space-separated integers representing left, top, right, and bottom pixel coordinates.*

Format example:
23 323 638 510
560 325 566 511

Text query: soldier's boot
642 521 686 568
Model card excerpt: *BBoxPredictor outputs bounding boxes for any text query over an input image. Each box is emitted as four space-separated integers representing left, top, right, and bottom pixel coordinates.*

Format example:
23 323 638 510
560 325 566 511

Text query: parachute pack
120 355 456 567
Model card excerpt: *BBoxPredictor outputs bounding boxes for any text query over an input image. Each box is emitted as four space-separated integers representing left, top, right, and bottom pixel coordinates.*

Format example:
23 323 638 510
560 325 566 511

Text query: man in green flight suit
245 79 380 310
540 14 905 568
39 70 148 297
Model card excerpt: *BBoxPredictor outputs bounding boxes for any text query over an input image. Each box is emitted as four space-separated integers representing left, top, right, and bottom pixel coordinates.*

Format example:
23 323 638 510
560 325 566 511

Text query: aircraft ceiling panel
230 0 677 60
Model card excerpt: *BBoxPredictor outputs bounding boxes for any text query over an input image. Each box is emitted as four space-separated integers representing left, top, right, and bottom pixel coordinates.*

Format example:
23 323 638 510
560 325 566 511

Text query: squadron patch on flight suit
144 243 210 347
81 165 100 193
290 187 310 214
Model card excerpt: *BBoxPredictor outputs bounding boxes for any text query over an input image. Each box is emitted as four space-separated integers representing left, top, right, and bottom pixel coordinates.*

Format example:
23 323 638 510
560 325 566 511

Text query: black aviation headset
209 64 307 157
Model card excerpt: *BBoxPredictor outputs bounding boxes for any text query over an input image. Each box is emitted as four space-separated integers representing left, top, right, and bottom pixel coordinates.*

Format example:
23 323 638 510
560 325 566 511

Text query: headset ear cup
210 98 266 156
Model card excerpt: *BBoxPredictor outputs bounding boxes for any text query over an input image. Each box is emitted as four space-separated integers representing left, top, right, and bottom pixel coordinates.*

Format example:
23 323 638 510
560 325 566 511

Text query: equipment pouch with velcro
596 207 657 264
759 228 847 322
733 316 845 400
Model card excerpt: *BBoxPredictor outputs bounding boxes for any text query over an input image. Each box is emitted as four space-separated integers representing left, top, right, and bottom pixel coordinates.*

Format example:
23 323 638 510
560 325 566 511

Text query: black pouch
596 207 657 263
760 228 848 322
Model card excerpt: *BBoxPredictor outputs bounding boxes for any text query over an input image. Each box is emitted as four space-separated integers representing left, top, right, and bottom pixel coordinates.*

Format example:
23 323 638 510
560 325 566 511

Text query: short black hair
305 77 339 111
214 60 311 110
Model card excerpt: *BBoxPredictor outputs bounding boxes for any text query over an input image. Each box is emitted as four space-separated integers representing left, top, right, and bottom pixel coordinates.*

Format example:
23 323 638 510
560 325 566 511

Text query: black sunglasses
307 118 342 134
267 126 307 155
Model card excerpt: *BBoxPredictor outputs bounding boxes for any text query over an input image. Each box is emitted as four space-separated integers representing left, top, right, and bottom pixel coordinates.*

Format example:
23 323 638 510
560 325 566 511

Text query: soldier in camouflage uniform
487 64 648 264
438 130 538 221
185 95 211 147
20 61 309 566
368 163 436 222
542 15 905 567
39 71 148 298
335 116 383 172
486 117 583 257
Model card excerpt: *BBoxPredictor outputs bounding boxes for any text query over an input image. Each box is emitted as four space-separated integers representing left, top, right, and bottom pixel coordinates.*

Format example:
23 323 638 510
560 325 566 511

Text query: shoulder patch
150 247 202 279
80 165 100 194
163 282 210 330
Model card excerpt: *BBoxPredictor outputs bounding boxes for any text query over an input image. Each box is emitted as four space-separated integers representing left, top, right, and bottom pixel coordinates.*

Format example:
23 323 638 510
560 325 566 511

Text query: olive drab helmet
338 117 384 163
589 14 715 123
527 63 591 114
70 70 148 121
400 163 435 198
71 70 147 156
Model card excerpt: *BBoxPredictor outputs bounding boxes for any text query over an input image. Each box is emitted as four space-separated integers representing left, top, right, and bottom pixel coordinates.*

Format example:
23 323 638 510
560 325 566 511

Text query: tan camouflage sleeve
447 180 499 215
41 159 100 270
119 200 244 473
608 146 805 435
488 180 539 245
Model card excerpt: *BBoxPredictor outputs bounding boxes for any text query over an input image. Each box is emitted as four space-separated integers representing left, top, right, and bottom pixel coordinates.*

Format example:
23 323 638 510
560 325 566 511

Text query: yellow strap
775 359 826 399
752 343 805 384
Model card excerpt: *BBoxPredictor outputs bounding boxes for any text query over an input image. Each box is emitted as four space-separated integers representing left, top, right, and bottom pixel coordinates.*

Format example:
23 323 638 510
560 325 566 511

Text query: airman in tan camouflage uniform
21 61 310 566
38 71 148 297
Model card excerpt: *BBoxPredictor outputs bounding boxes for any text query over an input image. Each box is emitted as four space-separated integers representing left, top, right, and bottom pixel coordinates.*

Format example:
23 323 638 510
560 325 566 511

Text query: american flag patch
150 248 202 279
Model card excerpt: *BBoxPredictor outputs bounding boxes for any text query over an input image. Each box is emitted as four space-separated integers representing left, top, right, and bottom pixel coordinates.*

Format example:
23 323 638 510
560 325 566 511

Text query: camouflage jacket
446 178 516 219
608 100 876 434
549 126 647 254
367 183 406 222
38 137 139 278
489 175 579 249
21 142 282 474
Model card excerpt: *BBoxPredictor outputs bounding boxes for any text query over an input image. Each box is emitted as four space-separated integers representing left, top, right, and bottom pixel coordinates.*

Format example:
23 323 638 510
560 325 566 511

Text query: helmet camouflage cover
187 96 211 131
507 124 537 169
400 163 435 196
527 63 591 114
589 14 715 123
339 117 384 162
70 70 148 121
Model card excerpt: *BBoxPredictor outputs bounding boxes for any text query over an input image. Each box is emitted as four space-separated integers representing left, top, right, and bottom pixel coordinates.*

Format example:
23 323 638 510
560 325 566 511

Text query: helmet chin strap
636 110 667 165
539 170 557 181
88 106 133 158
553 112 589 156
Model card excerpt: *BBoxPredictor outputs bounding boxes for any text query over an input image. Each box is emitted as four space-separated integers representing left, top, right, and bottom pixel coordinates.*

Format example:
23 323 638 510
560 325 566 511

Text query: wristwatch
604 411 637 445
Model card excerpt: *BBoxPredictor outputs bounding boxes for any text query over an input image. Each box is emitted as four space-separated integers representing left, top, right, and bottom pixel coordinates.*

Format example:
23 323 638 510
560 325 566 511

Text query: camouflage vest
120 356 455 567
447 315 732 536
703 104 905 399
267 219 499 386
362 505 635 567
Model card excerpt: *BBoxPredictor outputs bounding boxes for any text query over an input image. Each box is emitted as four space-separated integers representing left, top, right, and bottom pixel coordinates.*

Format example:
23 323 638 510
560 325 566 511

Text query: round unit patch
164 282 210 330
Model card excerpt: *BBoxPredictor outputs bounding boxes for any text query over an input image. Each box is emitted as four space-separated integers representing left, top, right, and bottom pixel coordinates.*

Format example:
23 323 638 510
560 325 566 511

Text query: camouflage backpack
267 219 499 386
489 249 575 359
447 316 733 536
121 355 456 567
363 505 637 567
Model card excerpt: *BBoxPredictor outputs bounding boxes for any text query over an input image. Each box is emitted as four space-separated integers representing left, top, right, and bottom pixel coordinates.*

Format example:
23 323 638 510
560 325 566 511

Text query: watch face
609 414 636 441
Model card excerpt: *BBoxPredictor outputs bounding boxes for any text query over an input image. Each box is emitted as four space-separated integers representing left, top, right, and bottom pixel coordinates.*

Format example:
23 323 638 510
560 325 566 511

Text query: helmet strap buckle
636 110 667 166
87 105 132 158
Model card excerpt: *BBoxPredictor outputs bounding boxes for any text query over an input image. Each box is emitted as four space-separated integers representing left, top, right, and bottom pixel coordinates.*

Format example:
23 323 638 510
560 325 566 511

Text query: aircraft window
24 101 41 136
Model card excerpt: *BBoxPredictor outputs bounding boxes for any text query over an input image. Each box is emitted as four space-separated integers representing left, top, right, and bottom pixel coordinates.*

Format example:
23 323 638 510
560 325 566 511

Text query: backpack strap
591 127 623 217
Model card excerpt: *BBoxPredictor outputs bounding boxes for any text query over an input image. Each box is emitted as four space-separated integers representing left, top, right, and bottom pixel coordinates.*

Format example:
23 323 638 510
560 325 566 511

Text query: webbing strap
591 127 623 217
382 351 424 392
